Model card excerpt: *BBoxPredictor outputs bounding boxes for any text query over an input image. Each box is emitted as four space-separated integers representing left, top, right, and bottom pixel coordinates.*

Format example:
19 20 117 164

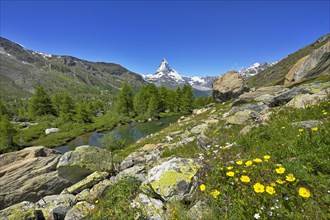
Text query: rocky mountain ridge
239 62 275 79
0 37 146 100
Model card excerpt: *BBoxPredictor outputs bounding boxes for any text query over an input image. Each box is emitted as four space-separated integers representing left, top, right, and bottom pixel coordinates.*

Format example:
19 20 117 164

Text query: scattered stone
0 146 70 209
132 193 166 220
88 179 112 202
76 189 90 202
141 144 158 152
226 111 251 125
187 200 211 219
66 171 109 194
35 194 76 219
45 128 60 135
239 125 257 135
64 201 94 220
193 107 210 115
197 133 213 150
50 206 72 220
213 71 249 102
191 123 208 134
57 145 113 184
0 201 35 220
141 157 200 202
291 120 323 129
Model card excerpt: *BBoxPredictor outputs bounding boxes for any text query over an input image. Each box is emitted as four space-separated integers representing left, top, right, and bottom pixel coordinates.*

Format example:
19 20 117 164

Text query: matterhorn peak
157 58 172 73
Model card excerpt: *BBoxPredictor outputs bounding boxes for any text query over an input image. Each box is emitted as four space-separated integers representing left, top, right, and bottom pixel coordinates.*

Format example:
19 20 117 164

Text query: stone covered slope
1 80 329 219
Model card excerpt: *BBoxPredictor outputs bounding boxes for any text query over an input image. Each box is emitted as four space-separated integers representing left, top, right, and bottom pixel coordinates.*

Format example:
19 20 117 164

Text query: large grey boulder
212 71 249 102
0 201 36 220
132 193 166 220
141 157 200 202
0 146 71 209
56 145 113 184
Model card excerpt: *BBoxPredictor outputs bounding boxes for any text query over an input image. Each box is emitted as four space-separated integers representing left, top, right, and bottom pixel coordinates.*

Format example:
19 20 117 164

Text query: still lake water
54 116 179 153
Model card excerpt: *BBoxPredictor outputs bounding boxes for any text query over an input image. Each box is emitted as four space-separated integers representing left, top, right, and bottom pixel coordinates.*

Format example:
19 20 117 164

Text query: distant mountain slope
0 37 146 101
247 34 330 88
143 59 215 93
239 62 275 79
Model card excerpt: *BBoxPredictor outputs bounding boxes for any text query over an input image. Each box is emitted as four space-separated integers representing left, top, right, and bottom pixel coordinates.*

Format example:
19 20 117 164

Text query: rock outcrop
57 145 113 183
0 146 71 209
285 42 330 85
212 71 249 102
141 157 200 202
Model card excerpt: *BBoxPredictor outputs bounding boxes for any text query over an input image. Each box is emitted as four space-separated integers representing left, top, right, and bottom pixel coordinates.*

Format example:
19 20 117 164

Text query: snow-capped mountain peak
239 62 274 79
157 59 172 73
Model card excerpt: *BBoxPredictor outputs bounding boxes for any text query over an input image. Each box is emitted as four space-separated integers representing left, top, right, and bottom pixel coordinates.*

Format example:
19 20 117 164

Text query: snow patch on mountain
143 59 215 90
239 62 275 79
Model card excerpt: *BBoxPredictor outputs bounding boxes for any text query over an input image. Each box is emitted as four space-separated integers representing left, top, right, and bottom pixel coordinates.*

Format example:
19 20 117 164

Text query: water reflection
55 116 178 153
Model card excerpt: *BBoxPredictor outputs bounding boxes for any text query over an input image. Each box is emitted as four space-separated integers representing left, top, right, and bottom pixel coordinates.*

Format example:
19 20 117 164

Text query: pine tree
147 95 159 118
0 101 9 117
0 115 16 153
28 85 55 118
174 87 182 113
75 102 92 123
116 83 134 116
181 85 195 115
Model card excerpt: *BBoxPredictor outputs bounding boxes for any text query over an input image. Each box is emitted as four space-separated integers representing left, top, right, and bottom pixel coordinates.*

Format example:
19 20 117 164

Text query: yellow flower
242 169 247 173
95 199 99 204
281 126 285 129
263 155 271 160
298 128 304 132
276 179 285 185
240 175 250 183
276 163 283 167
323 112 328 115
276 167 285 174
270 182 276 187
298 187 311 198
253 182 265 193
286 173 296 182
210 189 220 198
227 166 233 170
200 184 206 191
245 160 253 167
236 160 243 165
253 158 263 163
266 186 276 195
311 127 318 132
226 171 235 177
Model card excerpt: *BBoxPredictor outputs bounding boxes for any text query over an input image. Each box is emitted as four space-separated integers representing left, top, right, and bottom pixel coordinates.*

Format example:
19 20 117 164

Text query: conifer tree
181 85 195 114
116 83 134 116
0 115 16 153
28 85 55 117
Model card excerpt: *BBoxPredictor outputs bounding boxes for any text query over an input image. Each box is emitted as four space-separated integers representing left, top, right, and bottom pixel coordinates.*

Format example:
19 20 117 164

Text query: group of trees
0 102 16 153
115 83 212 118
27 85 104 123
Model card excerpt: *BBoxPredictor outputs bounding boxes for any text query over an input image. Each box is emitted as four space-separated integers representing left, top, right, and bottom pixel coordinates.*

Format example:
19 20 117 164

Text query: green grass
91 177 143 220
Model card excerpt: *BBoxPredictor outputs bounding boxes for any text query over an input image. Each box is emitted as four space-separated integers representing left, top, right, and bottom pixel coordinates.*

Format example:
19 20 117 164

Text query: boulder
285 42 330 85
132 193 166 220
0 146 71 209
197 133 213 150
87 179 112 202
291 120 323 129
45 128 60 135
64 201 94 220
266 88 311 107
226 111 251 125
0 201 35 220
56 145 113 183
66 171 109 194
191 124 208 134
212 71 249 102
237 85 286 104
286 91 328 108
35 194 77 219
141 144 158 152
141 157 200 202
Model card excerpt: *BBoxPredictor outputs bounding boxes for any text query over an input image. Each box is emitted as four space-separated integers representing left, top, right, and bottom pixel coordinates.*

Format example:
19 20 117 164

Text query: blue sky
1 1 329 77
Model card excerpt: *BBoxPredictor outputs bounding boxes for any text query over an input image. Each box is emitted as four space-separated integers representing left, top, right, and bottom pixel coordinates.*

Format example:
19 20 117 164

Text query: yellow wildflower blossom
266 186 276 195
227 166 233 170
253 182 265 193
226 171 235 177
276 167 285 174
298 187 311 198
270 182 276 187
200 184 206 191
298 128 304 132
240 175 250 183
245 160 253 167
276 163 283 167
253 158 263 163
286 173 296 182
311 127 318 132
236 160 243 165
276 179 285 185
210 189 220 199
263 155 271 160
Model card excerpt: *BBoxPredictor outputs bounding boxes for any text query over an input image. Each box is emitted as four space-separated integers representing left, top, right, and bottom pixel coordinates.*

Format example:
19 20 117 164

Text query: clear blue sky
1 1 329 77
